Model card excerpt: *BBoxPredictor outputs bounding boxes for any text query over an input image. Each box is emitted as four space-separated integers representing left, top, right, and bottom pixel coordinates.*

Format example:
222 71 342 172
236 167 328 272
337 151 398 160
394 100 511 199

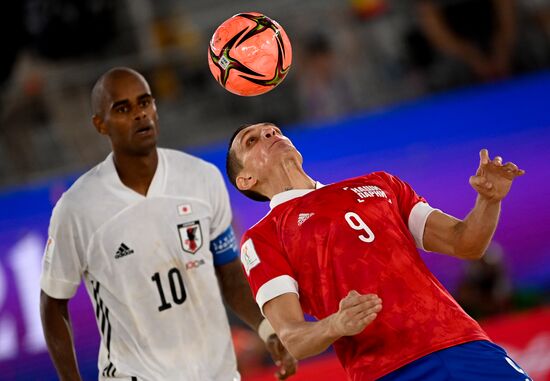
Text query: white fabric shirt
41 148 240 381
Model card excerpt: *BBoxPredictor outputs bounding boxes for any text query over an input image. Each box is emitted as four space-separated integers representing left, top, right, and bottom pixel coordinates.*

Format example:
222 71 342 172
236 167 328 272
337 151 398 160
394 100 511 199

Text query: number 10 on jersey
151 268 187 311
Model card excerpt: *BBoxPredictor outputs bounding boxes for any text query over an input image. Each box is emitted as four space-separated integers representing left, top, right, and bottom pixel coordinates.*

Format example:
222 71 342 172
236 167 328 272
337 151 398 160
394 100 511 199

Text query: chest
86 197 214 275
280 182 407 254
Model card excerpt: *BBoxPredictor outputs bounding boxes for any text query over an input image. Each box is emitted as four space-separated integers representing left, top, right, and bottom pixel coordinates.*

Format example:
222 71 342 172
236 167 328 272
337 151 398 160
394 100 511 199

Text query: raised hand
265 335 298 380
469 149 525 202
330 291 382 337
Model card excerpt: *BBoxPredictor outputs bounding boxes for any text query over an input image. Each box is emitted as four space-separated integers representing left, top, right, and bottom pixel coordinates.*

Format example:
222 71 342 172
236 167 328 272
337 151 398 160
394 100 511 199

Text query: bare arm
264 291 382 360
40 291 82 381
216 258 265 330
423 149 525 259
215 258 297 379
423 199 500 259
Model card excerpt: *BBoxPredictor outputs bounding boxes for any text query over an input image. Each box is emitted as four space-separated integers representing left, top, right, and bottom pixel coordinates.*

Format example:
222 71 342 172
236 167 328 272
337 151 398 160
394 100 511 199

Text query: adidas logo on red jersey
297 213 315 226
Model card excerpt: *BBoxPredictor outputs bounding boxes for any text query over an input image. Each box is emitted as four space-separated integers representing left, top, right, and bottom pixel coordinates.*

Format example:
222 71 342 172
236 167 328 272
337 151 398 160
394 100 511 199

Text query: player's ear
92 115 108 135
236 173 257 191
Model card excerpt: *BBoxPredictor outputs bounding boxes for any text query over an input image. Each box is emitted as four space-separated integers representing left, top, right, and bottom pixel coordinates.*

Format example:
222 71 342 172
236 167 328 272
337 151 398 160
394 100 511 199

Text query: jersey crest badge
178 220 203 254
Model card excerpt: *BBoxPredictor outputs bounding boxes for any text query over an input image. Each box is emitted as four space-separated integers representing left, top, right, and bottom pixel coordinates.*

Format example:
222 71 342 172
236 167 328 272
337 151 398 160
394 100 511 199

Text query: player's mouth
135 124 154 136
269 138 287 149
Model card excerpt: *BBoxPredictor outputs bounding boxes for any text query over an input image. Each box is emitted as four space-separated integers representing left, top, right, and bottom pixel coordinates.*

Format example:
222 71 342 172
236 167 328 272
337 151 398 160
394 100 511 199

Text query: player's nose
133 109 147 121
261 125 277 139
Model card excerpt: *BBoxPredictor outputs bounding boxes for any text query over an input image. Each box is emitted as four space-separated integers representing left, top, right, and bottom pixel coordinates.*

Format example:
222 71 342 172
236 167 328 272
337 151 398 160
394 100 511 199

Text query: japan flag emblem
178 221 203 254
177 204 192 216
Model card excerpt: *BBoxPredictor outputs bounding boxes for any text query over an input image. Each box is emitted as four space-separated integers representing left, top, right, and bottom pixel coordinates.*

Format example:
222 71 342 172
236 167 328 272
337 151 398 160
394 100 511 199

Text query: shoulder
243 207 284 242
360 171 403 187
367 171 396 181
57 163 105 209
327 171 397 187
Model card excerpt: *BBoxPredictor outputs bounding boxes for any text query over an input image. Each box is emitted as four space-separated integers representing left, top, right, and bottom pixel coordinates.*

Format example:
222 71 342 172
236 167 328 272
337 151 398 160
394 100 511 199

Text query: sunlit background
1 1 549 380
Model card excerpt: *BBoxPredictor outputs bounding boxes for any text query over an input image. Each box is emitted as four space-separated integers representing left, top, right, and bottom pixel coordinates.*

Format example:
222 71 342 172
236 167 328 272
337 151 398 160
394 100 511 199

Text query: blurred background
0 0 549 380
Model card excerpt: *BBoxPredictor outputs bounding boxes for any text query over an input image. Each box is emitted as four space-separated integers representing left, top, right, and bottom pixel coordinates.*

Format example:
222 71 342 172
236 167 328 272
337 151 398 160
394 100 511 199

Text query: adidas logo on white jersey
297 213 315 226
115 243 134 259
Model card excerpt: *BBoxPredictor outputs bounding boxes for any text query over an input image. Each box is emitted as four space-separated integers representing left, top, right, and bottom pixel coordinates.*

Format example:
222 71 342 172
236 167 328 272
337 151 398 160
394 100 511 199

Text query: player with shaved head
40 69 296 381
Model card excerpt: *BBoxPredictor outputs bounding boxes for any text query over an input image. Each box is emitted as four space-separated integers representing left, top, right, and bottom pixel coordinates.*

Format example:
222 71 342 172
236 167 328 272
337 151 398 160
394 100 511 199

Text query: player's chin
130 138 157 155
271 144 300 162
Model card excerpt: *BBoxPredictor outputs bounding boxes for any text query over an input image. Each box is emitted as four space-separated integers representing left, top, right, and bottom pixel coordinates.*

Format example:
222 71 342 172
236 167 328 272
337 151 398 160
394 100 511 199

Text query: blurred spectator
456 243 513 319
0 72 56 179
25 0 119 60
349 0 388 20
297 33 357 122
0 2 27 90
521 0 550 39
408 0 517 89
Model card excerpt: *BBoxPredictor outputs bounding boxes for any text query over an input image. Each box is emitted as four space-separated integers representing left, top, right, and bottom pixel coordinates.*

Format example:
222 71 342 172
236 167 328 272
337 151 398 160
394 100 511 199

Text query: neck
262 157 315 199
113 148 158 196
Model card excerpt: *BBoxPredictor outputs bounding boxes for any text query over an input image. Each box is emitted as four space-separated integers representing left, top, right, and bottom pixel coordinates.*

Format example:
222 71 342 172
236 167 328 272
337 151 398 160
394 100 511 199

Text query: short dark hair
226 124 270 202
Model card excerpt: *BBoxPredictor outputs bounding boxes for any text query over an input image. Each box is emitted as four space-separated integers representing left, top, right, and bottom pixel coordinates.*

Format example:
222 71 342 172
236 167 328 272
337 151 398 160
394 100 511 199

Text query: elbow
454 248 486 260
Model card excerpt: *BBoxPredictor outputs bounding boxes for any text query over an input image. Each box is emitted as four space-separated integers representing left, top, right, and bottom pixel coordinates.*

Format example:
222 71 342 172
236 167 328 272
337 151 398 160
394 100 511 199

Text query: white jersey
40 148 240 381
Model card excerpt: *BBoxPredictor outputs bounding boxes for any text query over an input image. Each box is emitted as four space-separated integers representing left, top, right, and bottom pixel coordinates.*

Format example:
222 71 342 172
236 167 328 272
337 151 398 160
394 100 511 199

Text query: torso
55 149 239 381
245 172 489 381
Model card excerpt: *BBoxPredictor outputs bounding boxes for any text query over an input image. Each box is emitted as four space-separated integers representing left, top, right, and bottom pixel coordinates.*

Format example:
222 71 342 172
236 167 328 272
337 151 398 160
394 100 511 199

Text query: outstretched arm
40 291 82 381
216 258 297 379
423 149 525 259
264 291 382 360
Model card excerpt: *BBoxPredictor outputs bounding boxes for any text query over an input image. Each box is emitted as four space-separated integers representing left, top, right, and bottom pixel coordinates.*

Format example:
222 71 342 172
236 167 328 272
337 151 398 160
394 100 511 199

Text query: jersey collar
269 182 324 209
100 148 167 202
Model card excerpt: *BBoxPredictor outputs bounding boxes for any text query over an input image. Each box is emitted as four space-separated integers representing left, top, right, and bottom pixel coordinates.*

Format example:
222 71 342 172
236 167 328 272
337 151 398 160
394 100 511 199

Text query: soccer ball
208 12 292 96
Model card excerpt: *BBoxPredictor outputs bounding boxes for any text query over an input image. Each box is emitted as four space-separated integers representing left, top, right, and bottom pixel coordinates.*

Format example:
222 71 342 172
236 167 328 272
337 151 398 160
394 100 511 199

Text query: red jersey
240 172 489 381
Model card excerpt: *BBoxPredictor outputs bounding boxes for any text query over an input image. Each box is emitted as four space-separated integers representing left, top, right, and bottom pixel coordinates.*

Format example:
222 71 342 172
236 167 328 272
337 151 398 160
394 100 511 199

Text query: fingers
275 351 298 380
346 296 382 317
358 312 379 327
336 291 382 336
339 290 360 309
340 290 377 310
479 149 490 166
266 336 298 380
477 149 525 178
503 162 526 177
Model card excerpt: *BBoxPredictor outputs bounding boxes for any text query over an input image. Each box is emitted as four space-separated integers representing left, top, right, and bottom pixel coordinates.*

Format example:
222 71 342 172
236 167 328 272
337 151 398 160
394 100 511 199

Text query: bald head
91 67 149 118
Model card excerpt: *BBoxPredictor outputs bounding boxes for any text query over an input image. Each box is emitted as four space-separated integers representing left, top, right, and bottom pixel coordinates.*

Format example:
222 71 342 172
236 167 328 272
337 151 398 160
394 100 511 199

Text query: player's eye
116 106 129 113
246 137 256 146
140 99 150 107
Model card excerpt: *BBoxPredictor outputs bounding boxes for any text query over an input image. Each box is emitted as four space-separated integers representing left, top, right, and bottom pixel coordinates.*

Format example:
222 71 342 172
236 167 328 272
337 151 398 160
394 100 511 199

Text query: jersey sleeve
240 228 298 314
206 164 233 240
204 164 238 265
378 172 439 250
40 198 85 299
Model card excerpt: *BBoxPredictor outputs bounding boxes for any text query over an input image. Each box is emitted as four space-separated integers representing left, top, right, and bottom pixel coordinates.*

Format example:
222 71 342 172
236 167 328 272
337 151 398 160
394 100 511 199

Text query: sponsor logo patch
241 238 260 275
